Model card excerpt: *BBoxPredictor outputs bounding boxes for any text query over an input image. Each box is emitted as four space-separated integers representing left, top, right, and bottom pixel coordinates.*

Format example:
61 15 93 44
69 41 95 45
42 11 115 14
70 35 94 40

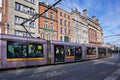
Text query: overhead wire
20 0 62 38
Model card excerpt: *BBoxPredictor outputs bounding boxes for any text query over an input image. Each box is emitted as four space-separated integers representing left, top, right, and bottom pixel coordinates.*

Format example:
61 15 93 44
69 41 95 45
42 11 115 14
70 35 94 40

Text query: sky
40 0 120 46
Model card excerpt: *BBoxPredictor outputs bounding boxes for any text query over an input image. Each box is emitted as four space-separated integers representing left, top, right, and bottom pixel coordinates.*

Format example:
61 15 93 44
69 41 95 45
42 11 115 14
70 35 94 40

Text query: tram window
35 44 43 57
22 45 27 57
7 41 43 58
98 48 106 54
7 42 14 58
66 46 74 56
75 47 82 55
86 47 96 55
28 44 43 58
7 42 26 58
108 48 112 53
54 45 64 55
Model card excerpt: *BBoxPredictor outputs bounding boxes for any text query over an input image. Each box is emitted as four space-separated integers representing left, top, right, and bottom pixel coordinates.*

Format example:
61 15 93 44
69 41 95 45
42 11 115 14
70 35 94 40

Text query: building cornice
39 2 57 12
72 18 88 26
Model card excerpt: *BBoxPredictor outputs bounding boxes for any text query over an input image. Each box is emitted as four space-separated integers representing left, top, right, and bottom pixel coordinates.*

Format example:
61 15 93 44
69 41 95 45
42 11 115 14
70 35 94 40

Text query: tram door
0 40 2 68
75 46 82 60
54 45 65 62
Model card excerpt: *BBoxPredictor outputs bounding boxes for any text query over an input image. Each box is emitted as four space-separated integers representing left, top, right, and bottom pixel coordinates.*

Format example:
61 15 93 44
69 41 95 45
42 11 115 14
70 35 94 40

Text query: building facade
39 2 57 40
71 8 88 44
87 16 103 45
0 0 8 34
57 8 73 42
7 0 39 37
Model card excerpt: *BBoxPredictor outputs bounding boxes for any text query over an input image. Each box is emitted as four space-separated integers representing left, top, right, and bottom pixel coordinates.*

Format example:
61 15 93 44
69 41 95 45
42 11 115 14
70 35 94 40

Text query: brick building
57 8 73 42
0 0 8 34
39 2 58 40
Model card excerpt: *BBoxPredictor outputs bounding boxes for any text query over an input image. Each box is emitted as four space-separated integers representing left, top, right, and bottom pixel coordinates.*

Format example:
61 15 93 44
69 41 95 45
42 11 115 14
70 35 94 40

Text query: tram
0 34 112 69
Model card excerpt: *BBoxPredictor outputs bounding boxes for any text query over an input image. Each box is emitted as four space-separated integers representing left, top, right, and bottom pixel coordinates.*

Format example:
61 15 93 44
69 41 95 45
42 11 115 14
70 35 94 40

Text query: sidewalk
104 68 120 80
116 76 120 80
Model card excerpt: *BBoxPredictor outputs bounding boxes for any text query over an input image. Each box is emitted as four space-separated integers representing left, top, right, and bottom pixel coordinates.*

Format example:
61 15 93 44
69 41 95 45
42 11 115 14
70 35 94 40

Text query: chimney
83 9 87 19
96 19 99 24
92 16 96 21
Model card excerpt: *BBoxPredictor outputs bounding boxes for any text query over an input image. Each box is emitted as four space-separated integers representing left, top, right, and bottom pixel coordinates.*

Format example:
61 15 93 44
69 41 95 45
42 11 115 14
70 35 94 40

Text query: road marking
104 68 120 80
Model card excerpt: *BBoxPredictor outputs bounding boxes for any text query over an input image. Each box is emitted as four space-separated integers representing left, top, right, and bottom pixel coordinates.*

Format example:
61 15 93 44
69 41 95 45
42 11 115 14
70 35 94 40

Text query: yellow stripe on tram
7 58 44 61
66 56 74 58
87 55 96 57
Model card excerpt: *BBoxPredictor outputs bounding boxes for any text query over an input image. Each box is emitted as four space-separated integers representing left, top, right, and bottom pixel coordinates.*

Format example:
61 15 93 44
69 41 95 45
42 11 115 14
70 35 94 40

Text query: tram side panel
50 44 55 64
1 40 27 69
26 43 47 66
0 35 47 69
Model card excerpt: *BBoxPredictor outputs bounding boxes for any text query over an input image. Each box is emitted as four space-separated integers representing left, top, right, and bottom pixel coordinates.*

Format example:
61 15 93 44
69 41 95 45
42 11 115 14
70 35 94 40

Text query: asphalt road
0 53 120 80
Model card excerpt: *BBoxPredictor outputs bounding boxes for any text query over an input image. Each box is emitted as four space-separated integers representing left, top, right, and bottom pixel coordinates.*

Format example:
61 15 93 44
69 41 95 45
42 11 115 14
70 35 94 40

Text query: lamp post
28 10 31 37
5 23 9 34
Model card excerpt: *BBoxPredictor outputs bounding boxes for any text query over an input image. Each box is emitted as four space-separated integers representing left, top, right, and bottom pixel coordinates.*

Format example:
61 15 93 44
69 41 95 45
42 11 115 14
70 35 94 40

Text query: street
0 53 120 80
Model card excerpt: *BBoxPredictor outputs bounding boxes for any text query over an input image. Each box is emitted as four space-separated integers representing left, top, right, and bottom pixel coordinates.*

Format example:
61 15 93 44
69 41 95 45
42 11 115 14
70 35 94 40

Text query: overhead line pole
21 0 62 38
104 34 120 38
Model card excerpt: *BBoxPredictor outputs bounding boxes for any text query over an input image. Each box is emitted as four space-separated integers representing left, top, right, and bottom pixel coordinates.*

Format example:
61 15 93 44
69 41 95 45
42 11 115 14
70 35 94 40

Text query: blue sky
40 0 120 45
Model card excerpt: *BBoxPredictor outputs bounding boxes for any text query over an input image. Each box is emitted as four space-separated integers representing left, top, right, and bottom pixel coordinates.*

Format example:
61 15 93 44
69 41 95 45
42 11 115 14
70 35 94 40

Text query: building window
0 27 1 33
44 9 48 17
68 29 70 34
25 0 34 4
64 14 66 18
65 29 67 34
60 19 62 25
15 3 20 10
42 33 45 39
0 0 2 7
15 30 34 37
60 12 62 16
29 22 35 27
15 30 28 36
68 22 70 27
15 16 21 24
60 36 62 41
50 23 53 30
50 12 54 19
60 27 62 33
0 13 2 22
44 21 48 28
53 35 56 40
14 16 35 27
68 15 70 19
48 34 50 40
64 20 66 26
15 2 35 15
